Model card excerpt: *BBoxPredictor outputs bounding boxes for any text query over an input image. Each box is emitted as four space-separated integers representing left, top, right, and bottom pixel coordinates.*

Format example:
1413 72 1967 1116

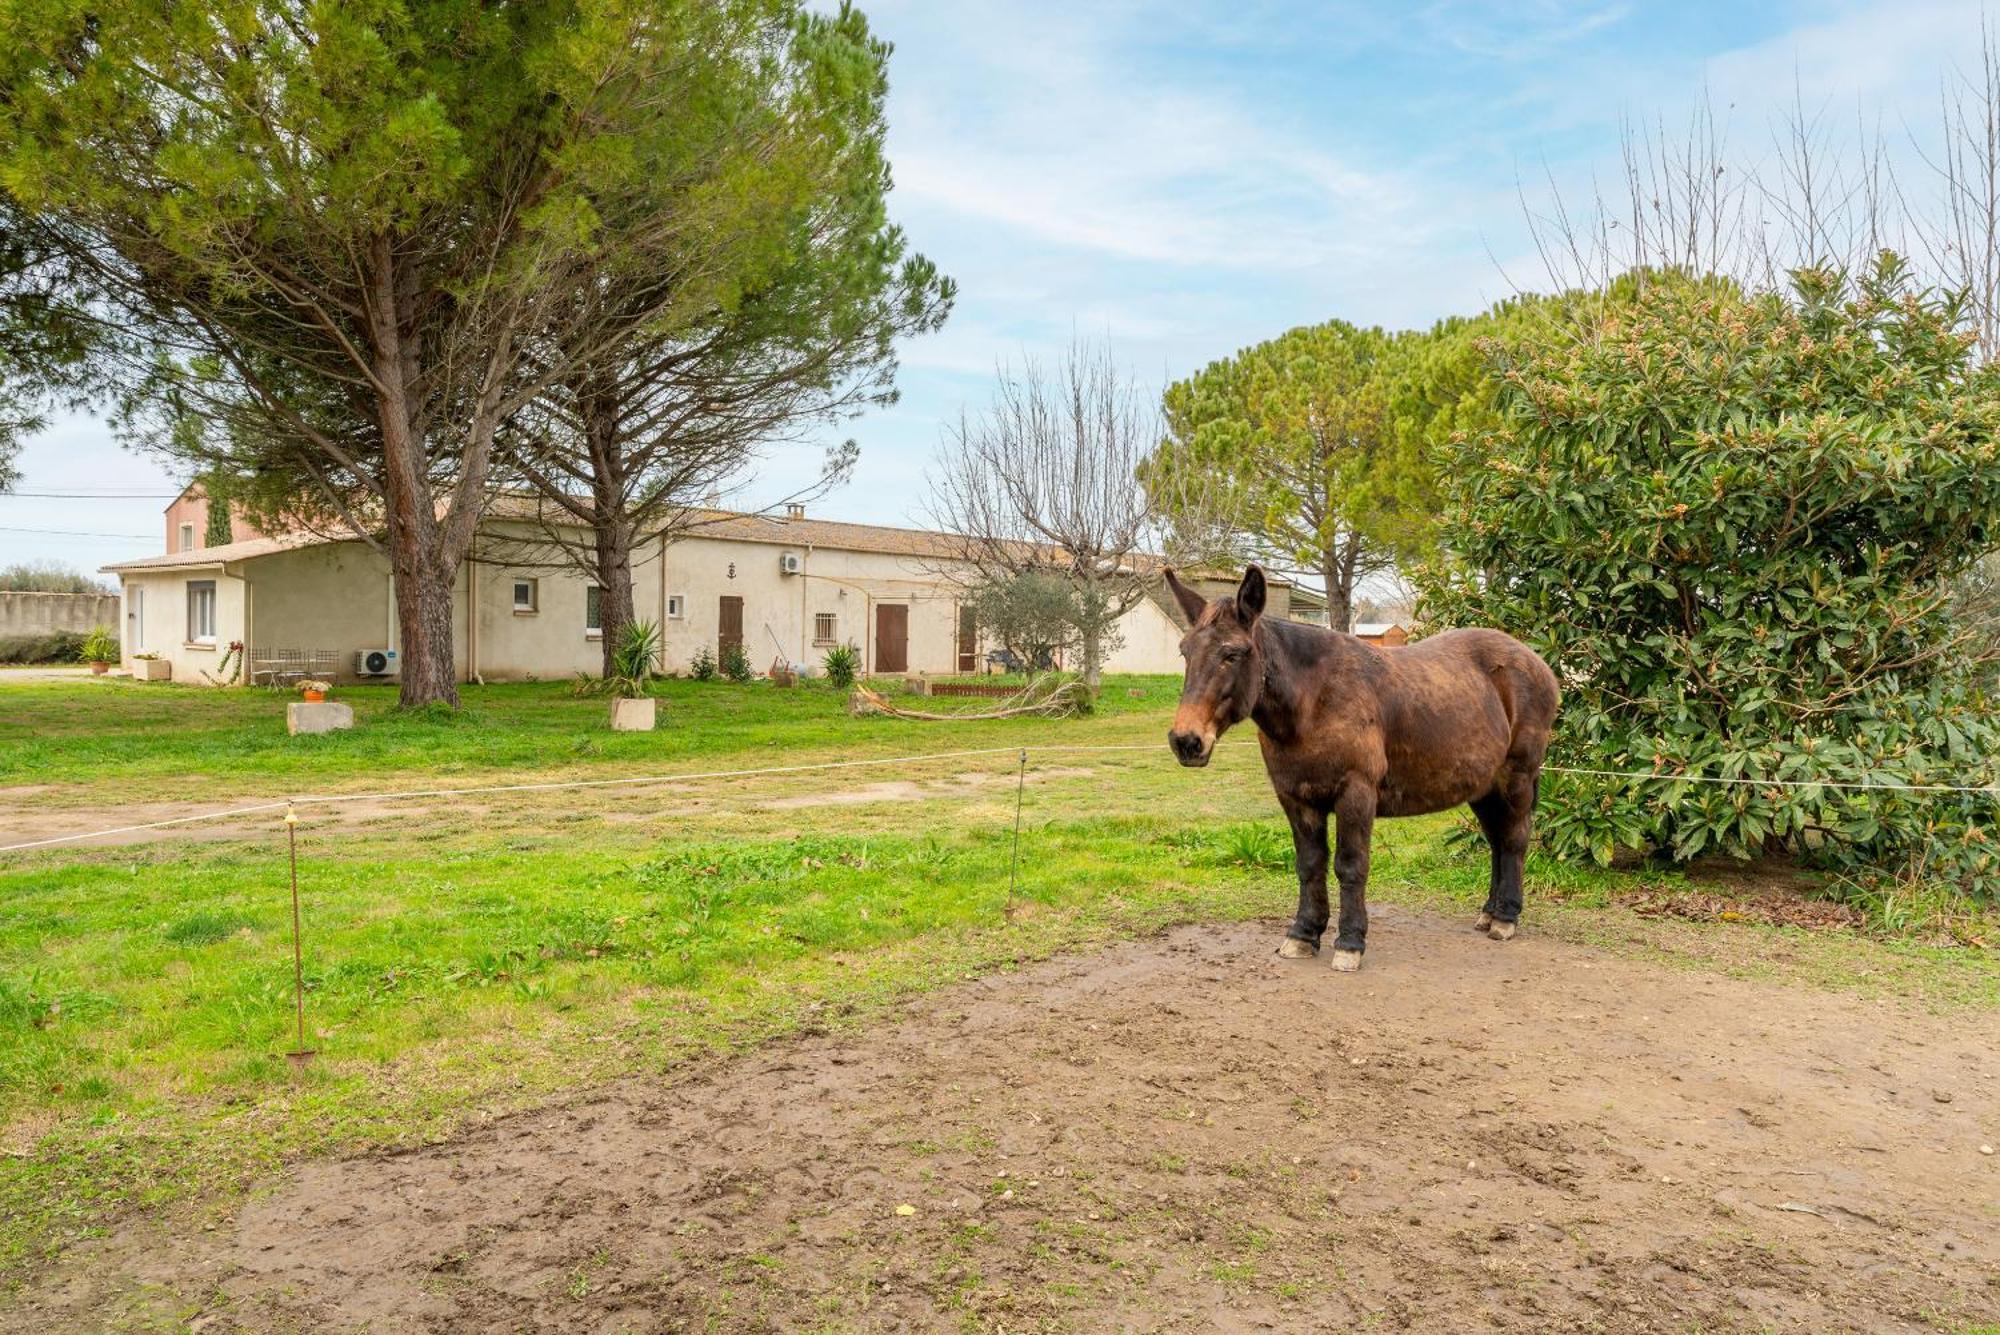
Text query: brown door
957 604 977 673
875 603 908 674
718 596 743 658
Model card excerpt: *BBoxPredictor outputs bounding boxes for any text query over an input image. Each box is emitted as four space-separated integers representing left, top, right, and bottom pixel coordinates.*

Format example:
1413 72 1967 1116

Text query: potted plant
79 625 119 675
132 651 171 682
606 619 661 731
297 679 331 703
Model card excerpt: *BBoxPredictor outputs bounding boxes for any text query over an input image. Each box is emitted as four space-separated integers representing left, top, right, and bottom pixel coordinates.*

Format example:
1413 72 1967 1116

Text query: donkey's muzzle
1168 729 1213 767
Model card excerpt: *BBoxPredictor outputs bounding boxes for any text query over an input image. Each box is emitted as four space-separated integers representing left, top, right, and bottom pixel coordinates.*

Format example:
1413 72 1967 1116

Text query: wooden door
875 603 908 674
956 604 977 673
718 596 743 657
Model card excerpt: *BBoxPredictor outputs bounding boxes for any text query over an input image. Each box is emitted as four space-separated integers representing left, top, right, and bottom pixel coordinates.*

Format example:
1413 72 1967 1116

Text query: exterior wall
0 591 119 638
248 543 405 681
466 524 667 681
119 566 249 680
659 535 965 677
1102 598 1182 675
163 487 266 554
110 521 1196 684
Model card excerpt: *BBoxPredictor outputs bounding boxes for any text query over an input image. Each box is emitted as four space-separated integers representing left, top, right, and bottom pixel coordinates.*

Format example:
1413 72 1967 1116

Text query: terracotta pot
89 661 110 676
302 689 326 703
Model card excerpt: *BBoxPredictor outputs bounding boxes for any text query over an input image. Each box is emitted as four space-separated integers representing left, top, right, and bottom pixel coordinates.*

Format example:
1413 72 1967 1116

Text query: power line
2 491 177 500
0 525 155 539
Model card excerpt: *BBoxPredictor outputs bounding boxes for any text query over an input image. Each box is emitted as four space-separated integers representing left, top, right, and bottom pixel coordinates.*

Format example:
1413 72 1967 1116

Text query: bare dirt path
10 908 1998 1333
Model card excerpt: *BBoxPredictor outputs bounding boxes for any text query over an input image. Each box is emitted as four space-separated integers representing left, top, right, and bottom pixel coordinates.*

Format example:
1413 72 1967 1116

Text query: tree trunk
367 233 461 709
1322 535 1360 633
580 373 638 678
593 523 636 677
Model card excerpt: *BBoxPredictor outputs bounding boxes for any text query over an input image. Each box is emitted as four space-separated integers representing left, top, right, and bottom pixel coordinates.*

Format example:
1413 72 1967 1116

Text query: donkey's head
1165 565 1267 767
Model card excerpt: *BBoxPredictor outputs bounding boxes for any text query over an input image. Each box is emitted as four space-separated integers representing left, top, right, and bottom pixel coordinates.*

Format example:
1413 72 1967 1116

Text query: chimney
785 502 805 522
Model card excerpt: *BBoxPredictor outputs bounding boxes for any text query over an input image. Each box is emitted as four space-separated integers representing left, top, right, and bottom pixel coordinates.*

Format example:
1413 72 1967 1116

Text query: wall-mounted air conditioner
355 648 400 678
778 551 803 576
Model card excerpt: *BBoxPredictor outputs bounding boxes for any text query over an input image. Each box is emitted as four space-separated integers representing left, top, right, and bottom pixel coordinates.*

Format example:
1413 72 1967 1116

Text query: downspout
223 560 250 676
466 531 479 685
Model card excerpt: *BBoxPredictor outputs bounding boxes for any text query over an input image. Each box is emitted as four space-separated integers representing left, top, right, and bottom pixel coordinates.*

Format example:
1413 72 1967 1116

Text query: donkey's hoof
1474 911 1494 932
1330 948 1363 972
1486 921 1517 942
1277 937 1319 960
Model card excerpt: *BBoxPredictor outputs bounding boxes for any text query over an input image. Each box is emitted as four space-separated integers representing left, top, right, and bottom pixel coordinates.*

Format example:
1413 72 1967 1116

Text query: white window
186 579 216 643
666 594 685 619
512 578 537 613
129 586 145 651
178 522 195 552
813 612 837 645
586 586 603 636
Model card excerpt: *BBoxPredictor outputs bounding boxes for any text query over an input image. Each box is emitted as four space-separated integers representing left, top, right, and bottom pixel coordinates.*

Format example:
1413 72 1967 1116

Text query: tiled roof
104 494 1186 573
101 532 326 574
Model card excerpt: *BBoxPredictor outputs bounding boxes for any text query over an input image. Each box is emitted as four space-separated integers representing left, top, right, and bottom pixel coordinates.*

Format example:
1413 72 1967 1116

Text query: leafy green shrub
79 625 119 663
0 629 85 663
1417 258 2000 898
721 643 753 684
822 643 859 689
689 645 717 682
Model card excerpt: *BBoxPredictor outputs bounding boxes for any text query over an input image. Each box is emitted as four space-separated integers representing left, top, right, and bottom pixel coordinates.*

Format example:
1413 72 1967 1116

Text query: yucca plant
822 642 859 689
607 620 662 699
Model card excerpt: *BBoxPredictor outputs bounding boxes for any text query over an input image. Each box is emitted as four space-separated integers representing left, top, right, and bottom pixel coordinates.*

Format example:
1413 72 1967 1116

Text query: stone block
287 701 355 736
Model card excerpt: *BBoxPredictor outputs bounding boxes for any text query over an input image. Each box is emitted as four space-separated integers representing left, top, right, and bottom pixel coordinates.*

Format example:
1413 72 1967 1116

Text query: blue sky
2 0 1989 575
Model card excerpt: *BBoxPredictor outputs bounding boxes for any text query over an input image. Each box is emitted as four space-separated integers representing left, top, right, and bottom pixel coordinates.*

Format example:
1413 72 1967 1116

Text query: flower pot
608 696 657 732
89 661 110 676
134 658 172 682
302 689 326 703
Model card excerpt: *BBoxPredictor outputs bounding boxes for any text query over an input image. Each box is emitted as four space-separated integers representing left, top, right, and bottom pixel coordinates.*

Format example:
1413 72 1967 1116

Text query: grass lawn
1 675 1995 1284
0 674 1182 804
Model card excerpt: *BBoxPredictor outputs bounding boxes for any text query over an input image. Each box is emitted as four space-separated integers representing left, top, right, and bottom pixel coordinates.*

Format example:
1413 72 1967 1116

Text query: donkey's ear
1163 568 1207 623
1236 565 1267 623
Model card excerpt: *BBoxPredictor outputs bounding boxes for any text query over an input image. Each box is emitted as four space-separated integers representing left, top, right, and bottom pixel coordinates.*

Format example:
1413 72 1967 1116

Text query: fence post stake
285 802 315 1070
1006 748 1027 922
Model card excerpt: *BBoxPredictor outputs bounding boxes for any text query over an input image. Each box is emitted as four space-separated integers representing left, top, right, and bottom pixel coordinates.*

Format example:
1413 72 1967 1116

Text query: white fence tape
3 744 1993 856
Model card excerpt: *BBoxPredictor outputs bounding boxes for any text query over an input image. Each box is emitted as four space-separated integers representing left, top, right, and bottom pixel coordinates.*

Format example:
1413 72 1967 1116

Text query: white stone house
105 492 1321 684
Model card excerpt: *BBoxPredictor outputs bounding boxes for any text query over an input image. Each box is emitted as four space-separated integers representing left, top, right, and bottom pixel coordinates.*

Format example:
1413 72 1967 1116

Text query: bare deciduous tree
924 342 1160 689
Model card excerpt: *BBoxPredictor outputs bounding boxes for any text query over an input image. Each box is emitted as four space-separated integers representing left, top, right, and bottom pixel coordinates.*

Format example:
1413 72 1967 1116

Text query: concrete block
287 701 355 736
134 658 172 682
609 697 656 731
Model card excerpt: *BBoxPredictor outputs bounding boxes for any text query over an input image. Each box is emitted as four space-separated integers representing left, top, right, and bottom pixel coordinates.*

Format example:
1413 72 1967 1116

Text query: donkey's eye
1221 647 1246 663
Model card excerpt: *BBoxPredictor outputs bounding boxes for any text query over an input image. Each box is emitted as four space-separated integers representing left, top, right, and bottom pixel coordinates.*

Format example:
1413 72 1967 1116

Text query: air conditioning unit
778 551 803 576
355 648 399 678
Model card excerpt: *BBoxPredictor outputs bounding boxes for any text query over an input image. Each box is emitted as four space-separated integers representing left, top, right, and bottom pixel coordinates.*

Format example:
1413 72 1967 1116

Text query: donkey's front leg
1329 789 1377 972
1277 797 1328 959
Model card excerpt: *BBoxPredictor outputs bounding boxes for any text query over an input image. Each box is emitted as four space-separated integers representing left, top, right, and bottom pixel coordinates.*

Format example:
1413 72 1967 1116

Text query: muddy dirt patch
9 909 1998 1332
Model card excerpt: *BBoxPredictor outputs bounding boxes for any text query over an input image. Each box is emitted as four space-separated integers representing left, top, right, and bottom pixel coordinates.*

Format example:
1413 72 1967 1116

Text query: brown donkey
1165 566 1559 972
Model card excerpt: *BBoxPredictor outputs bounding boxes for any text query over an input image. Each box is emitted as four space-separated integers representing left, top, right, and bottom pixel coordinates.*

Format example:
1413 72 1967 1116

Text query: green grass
0 674 1182 803
0 675 1994 1285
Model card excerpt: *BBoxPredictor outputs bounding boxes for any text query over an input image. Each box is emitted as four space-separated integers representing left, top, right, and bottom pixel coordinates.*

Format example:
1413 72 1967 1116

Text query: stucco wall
111 522 1195 685
1101 598 1182 675
119 566 248 681
0 591 119 639
163 487 264 553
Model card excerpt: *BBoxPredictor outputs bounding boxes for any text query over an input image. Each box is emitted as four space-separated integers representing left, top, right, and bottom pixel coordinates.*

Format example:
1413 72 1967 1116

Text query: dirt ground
10 908 1998 1333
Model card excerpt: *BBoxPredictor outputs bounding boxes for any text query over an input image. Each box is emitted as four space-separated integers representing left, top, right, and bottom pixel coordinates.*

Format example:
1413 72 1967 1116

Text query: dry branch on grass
847 678 1091 721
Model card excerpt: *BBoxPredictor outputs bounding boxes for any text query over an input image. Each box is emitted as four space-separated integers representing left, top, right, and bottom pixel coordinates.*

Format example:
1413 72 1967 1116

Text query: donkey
1164 565 1560 972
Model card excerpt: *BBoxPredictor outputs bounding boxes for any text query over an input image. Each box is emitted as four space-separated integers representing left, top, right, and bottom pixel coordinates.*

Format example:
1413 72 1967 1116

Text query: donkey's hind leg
1469 773 1535 940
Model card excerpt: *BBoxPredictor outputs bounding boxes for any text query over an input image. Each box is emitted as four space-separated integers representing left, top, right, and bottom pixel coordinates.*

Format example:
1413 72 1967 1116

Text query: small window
178 522 195 552
512 578 537 613
186 579 216 643
813 612 837 645
585 586 603 635
666 594 685 619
